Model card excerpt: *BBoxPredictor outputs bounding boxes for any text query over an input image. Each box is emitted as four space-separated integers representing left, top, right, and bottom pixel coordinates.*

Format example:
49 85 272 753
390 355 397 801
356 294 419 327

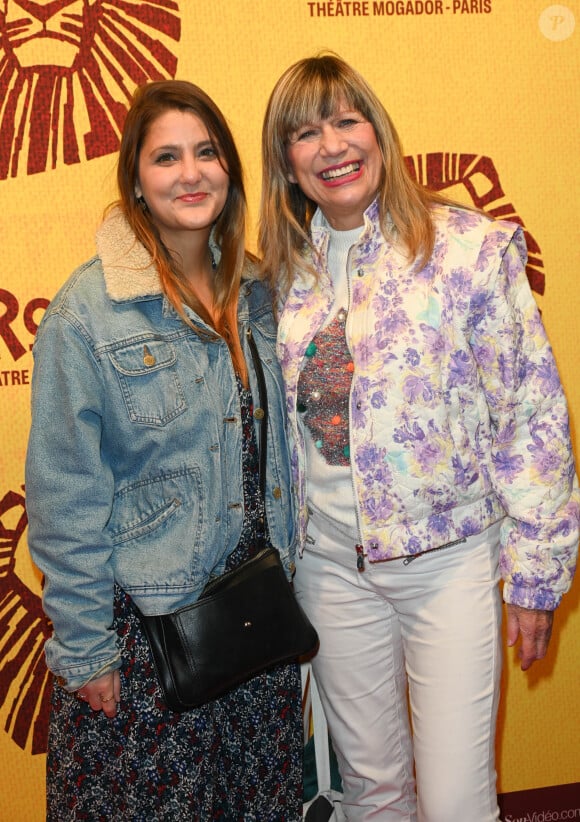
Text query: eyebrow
146 139 216 155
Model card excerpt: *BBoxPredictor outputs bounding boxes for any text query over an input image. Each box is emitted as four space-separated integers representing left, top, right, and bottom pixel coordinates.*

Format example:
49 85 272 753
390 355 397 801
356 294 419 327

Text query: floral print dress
45 377 302 822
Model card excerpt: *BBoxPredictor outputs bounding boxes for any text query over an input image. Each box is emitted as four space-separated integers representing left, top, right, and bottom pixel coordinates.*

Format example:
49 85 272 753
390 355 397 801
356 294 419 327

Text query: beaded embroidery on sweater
297 309 354 467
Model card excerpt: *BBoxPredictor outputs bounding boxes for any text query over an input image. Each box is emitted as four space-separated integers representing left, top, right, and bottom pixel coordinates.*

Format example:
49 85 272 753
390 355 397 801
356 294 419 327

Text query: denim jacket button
273 486 282 499
254 407 265 420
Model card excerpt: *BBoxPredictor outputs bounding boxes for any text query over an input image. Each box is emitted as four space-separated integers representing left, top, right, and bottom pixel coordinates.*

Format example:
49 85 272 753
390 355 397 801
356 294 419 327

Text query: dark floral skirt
47 586 302 821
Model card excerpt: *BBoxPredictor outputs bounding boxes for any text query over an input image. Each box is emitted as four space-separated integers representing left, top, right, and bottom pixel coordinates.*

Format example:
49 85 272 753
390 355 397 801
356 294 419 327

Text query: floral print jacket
277 200 579 610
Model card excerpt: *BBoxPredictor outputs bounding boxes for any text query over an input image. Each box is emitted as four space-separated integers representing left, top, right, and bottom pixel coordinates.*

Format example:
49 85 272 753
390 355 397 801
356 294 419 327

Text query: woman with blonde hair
26 79 302 820
259 54 579 821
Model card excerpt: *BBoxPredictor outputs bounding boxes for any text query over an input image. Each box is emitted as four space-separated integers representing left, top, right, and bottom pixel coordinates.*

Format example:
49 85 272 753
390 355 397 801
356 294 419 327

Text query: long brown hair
259 53 456 297
116 79 249 381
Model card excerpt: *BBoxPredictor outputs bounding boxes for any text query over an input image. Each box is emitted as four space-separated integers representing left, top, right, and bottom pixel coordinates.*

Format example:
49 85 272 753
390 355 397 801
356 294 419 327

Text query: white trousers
295 515 502 822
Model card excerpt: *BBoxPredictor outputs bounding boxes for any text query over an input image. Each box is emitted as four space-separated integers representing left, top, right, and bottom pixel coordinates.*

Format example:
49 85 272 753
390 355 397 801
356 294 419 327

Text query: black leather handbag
135 328 318 712
138 545 318 712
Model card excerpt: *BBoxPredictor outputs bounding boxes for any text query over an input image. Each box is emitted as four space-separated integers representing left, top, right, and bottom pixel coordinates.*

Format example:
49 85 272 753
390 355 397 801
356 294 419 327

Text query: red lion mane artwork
0 0 181 179
0 489 49 754
405 152 545 297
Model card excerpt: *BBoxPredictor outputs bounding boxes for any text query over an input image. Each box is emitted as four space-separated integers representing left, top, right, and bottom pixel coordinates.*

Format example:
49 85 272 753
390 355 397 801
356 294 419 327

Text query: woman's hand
76 670 121 717
506 604 554 671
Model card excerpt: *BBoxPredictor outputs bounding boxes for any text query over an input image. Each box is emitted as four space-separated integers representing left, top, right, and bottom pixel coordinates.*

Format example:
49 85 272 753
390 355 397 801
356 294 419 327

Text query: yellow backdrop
1 1 578 818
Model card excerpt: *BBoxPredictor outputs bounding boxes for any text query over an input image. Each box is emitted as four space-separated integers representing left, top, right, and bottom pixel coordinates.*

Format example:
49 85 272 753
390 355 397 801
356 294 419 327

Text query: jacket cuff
49 651 122 692
503 582 560 612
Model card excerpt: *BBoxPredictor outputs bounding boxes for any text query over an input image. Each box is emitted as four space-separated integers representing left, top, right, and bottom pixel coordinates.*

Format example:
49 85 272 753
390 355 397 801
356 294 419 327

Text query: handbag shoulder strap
246 327 267 498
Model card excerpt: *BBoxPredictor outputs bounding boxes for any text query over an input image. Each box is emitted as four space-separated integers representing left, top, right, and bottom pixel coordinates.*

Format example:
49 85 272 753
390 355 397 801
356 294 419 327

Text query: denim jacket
278 200 579 611
26 208 296 690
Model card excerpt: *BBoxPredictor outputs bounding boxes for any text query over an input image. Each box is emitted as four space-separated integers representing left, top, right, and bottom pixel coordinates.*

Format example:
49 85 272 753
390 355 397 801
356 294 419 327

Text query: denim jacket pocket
109 467 207 593
108 338 187 426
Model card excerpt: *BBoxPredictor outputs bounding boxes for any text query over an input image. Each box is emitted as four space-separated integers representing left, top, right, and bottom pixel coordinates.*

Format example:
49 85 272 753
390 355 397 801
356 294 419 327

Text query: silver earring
137 195 147 212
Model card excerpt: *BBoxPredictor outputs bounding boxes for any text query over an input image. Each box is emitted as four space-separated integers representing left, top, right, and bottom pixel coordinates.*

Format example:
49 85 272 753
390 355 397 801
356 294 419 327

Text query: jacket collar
95 206 221 303
310 197 381 241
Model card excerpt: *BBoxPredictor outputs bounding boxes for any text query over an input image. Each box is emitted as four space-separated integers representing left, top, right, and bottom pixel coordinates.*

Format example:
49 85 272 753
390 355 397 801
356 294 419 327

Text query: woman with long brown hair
26 80 302 820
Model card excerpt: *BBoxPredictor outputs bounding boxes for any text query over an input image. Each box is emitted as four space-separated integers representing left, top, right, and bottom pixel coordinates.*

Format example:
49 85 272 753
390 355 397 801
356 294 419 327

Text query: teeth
321 162 360 180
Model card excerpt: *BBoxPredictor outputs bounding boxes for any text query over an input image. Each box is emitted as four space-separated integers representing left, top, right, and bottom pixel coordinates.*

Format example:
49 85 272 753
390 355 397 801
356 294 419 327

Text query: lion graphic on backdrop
405 152 545 297
0 489 49 755
0 0 181 179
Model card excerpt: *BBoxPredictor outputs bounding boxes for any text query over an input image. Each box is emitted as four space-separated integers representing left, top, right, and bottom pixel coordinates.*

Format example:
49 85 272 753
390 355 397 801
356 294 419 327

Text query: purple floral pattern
278 201 579 610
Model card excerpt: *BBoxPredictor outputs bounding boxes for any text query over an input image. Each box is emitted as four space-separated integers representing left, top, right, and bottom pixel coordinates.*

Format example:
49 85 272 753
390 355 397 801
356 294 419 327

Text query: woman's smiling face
286 104 382 230
135 108 229 250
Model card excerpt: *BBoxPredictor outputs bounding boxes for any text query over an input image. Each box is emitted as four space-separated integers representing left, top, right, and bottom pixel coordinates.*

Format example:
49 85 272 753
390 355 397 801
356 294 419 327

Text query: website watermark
504 809 580 822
